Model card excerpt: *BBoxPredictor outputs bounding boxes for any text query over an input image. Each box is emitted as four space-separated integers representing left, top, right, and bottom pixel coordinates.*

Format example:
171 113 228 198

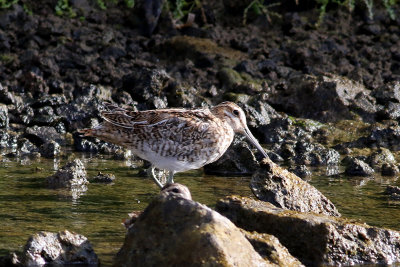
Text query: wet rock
0 129 18 149
46 159 88 189
0 104 9 128
204 136 259 176
381 163 400 176
288 165 312 179
369 125 400 150
25 125 66 146
378 102 400 120
32 106 60 125
344 157 375 176
15 106 34 125
39 140 61 158
91 172 115 183
293 141 340 166
20 230 98 267
216 195 400 266
17 138 39 156
336 125 400 151
115 183 268 267
74 136 99 153
258 117 292 144
238 99 281 130
122 68 170 110
385 185 400 200
373 81 400 104
367 147 396 168
250 158 340 216
54 93 104 131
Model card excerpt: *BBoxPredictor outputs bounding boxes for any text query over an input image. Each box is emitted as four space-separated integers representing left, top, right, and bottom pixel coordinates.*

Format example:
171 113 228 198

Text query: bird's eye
233 110 240 116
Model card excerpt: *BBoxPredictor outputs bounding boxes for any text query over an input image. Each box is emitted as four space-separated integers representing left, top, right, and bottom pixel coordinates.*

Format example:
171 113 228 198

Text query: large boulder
20 230 98 267
114 183 269 267
216 196 400 266
250 158 341 216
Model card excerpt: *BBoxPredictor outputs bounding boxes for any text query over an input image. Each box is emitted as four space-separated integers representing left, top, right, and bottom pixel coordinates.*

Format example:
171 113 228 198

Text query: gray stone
91 172 115 183
25 126 66 146
250 158 340 216
385 185 400 200
20 230 98 267
0 103 9 128
46 159 88 188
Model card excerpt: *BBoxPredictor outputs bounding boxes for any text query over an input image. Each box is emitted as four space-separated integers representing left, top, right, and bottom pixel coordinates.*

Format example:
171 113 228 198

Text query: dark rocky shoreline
1 0 400 266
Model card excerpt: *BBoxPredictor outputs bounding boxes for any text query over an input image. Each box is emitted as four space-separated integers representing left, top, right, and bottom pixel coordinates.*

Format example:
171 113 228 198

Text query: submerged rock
91 172 115 183
46 159 88 188
381 163 400 176
216 196 400 266
115 183 268 267
250 158 341 216
39 140 61 158
385 185 400 200
20 230 98 267
288 164 312 179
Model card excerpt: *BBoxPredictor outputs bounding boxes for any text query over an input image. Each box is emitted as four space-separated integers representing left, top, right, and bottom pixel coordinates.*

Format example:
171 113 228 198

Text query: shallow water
0 155 399 266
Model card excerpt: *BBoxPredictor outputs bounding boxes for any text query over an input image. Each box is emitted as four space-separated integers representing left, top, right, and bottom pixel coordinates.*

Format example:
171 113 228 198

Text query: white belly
131 141 231 173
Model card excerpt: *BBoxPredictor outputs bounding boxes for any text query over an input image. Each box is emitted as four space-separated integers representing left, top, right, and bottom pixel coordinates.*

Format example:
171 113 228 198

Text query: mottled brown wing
100 107 204 129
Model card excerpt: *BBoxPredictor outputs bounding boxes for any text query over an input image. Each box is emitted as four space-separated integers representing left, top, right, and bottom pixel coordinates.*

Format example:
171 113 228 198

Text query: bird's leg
147 166 163 189
167 170 175 184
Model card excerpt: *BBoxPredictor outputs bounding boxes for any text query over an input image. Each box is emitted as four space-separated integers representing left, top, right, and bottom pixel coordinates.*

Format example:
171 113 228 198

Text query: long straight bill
244 127 269 158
